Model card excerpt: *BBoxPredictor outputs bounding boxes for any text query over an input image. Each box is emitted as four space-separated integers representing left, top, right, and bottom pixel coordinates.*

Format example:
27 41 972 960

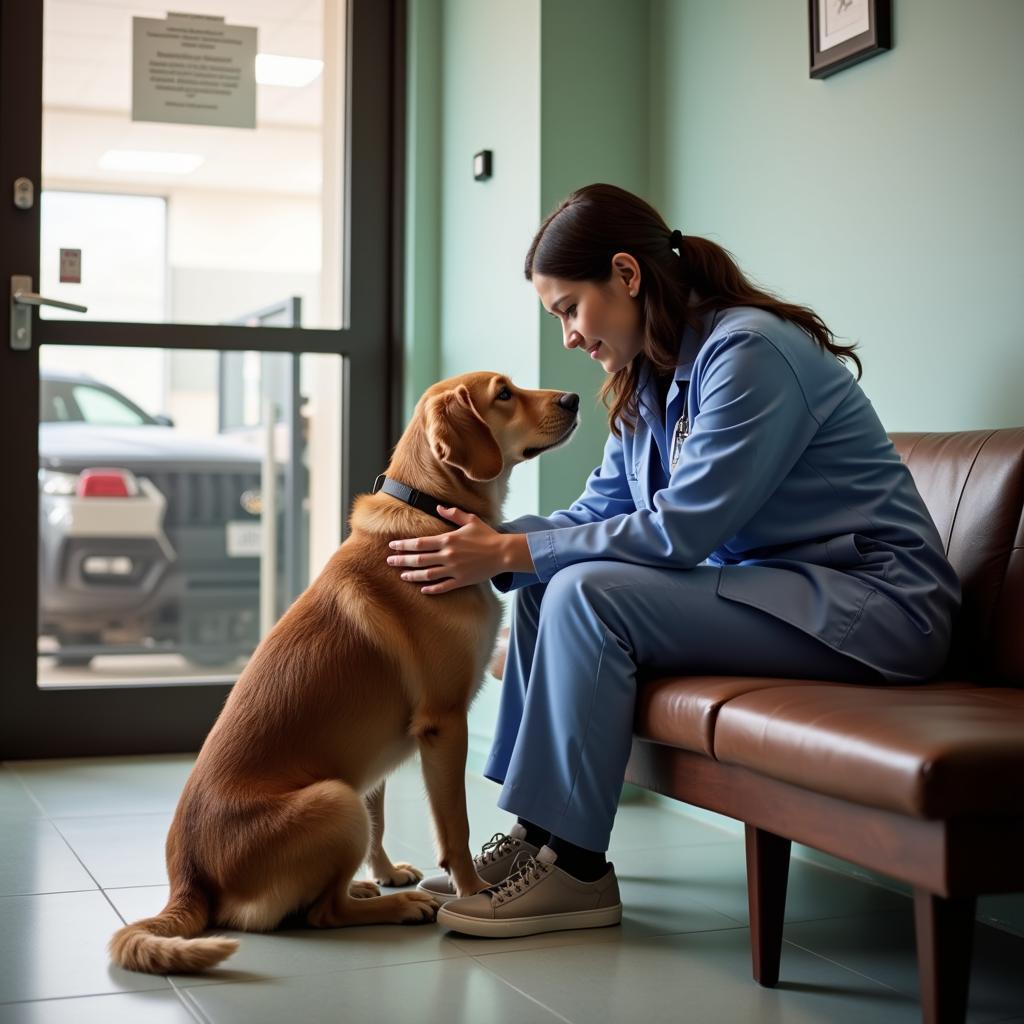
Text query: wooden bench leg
913 889 976 1024
745 824 791 987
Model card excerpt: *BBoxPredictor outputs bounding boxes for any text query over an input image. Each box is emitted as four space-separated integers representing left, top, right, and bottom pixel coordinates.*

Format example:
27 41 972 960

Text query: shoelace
488 853 550 905
475 831 520 867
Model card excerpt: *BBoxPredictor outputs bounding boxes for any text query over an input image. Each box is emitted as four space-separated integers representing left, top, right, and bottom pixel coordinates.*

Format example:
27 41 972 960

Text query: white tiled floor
1 755 1022 1024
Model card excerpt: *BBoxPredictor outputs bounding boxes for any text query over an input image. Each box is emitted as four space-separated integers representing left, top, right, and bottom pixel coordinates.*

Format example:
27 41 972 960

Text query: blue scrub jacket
495 305 962 683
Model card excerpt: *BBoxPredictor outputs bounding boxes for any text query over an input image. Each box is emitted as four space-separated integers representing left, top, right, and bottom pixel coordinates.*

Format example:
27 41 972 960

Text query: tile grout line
46 816 135 926
3 764 182 820
5 766 50 818
469 956 578 1024
448 908 932 962
173 982 215 1024
0 887 103 900
152 948 478 993
447 921 750 961
781 936 909 996
47 809 178 820
101 883 176 893
0 986 176 1008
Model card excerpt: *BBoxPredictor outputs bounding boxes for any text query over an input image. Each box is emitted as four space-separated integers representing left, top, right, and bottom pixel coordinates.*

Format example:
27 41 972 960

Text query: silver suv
39 370 271 668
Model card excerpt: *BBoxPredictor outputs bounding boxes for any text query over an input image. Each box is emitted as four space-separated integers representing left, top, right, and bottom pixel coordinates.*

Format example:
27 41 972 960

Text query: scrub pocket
825 532 892 581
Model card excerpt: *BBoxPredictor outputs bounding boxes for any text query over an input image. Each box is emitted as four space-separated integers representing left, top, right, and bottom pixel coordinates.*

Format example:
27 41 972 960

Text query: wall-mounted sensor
473 150 493 181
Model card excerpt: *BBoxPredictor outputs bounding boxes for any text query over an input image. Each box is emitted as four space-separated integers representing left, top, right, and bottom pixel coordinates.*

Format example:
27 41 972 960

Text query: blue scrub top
495 305 962 683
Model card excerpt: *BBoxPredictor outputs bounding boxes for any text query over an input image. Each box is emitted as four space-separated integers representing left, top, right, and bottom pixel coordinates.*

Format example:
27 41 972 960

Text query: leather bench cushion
711 683 1024 818
633 675 843 757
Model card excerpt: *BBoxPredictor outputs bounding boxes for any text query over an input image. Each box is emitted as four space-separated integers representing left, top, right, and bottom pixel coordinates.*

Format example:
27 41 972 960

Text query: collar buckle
371 474 453 524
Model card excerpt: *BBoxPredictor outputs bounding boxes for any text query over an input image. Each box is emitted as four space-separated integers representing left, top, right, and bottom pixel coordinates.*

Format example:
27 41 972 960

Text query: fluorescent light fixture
98 150 204 175
255 53 323 88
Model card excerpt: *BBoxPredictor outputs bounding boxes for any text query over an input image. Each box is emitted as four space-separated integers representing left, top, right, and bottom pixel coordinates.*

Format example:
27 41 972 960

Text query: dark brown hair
524 183 863 437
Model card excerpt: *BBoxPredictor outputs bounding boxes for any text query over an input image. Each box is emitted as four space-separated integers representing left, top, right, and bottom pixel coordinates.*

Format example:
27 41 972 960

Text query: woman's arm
488 427 636 591
499 532 536 573
499 427 636 537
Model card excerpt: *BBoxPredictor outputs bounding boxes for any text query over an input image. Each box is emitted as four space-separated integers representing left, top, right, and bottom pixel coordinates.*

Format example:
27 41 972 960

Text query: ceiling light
98 150 204 175
255 54 324 88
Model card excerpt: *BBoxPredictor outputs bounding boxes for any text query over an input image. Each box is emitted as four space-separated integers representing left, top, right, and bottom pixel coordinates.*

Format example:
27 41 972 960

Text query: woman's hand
386 507 531 595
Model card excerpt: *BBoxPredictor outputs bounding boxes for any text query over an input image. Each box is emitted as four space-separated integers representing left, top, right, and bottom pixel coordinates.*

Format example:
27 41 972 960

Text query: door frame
0 0 406 758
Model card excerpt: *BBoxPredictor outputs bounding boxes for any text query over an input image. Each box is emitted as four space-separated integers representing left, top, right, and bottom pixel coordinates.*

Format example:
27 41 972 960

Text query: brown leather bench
490 428 1024 1024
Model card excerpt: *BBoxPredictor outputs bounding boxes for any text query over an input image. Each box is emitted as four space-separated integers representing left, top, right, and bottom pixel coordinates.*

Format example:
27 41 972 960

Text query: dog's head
421 372 579 482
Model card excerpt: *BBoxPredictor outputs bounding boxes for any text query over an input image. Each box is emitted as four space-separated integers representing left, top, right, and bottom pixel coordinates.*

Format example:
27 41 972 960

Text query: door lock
10 275 88 350
13 177 34 210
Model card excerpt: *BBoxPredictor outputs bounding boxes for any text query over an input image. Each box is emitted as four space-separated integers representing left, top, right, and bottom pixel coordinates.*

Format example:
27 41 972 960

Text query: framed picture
809 0 892 79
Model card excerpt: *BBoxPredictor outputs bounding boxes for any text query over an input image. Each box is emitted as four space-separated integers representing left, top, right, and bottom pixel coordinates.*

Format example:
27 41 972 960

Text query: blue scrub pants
482 562 885 853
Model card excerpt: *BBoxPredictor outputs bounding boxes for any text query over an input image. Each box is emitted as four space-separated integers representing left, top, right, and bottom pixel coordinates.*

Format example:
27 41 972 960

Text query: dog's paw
374 862 424 887
395 890 440 924
349 880 382 899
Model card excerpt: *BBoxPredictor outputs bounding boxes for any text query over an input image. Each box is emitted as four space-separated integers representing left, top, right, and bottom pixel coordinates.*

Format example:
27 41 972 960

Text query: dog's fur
108 372 578 974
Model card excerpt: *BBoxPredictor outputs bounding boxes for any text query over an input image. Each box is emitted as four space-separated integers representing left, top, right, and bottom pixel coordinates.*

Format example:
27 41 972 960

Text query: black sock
546 834 608 882
515 816 550 850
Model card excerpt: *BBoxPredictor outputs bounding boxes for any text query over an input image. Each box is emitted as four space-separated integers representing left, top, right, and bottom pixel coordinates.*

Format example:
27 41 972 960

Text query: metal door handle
13 289 88 313
9 274 88 350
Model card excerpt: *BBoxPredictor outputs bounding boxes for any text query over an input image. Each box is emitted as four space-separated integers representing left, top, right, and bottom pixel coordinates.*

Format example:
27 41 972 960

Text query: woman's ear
611 252 641 298
424 385 504 482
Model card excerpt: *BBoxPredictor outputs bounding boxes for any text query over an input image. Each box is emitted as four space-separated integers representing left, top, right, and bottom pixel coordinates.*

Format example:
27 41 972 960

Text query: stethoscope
670 392 689 472
669 308 722 472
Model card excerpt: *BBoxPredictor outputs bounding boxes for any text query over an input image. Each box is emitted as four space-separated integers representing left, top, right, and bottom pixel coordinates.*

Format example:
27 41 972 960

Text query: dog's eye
496 387 513 402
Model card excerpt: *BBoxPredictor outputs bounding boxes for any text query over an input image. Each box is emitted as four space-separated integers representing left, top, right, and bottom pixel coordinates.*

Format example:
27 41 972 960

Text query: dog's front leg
364 783 424 888
412 709 489 897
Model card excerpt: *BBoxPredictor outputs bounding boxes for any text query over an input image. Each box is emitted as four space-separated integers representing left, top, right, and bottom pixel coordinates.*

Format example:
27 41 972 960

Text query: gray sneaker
435 845 622 938
416 823 540 903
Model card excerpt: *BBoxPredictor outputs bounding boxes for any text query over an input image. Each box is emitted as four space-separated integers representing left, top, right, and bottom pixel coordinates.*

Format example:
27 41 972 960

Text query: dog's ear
425 385 503 482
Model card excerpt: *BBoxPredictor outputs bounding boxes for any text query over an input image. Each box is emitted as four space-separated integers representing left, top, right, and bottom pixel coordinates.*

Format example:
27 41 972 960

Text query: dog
108 371 579 974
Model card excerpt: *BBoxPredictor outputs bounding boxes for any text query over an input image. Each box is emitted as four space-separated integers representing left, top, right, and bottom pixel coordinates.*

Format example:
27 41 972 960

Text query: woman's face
533 254 644 374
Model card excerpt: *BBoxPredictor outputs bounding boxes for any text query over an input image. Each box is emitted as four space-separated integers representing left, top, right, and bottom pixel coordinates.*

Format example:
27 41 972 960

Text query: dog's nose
558 392 580 412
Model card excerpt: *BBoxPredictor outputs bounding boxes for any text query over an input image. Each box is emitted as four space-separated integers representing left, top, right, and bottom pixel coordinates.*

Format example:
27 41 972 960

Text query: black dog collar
372 474 454 523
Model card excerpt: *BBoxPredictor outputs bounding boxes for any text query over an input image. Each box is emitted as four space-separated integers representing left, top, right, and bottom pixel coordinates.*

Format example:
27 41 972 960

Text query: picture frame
809 0 892 79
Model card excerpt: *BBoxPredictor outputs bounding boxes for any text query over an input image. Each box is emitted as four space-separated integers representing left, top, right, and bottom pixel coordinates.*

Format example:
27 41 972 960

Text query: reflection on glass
37 344 343 689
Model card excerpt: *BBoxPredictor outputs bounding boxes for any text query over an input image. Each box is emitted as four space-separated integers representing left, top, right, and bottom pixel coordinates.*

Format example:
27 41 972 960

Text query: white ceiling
42 0 336 197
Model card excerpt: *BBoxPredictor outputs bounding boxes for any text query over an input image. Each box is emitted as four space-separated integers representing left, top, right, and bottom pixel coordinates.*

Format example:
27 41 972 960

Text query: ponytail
526 183 863 437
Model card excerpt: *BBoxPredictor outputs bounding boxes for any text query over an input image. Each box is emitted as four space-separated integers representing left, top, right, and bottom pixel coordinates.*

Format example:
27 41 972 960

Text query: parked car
38 370 273 668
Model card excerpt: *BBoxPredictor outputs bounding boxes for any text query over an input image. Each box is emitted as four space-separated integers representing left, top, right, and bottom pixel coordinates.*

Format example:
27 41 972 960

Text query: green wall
649 0 1024 432
537 0 652 515
402 0 443 421
405 0 1024 937
403 0 653 517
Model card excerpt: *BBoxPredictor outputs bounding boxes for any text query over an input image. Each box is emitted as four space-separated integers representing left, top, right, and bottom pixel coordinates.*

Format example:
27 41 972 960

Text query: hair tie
669 228 684 252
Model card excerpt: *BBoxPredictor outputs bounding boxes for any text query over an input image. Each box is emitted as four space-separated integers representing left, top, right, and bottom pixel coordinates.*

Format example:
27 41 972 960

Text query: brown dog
109 372 578 974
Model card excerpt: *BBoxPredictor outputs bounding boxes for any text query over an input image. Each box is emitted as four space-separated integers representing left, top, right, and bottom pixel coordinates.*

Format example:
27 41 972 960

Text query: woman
387 183 961 938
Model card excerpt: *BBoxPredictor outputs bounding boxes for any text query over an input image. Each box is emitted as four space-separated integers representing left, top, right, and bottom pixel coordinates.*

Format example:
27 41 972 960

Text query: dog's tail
109 885 238 974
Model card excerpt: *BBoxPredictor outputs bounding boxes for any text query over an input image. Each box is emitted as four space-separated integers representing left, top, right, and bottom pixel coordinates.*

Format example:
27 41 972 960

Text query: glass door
0 0 403 757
